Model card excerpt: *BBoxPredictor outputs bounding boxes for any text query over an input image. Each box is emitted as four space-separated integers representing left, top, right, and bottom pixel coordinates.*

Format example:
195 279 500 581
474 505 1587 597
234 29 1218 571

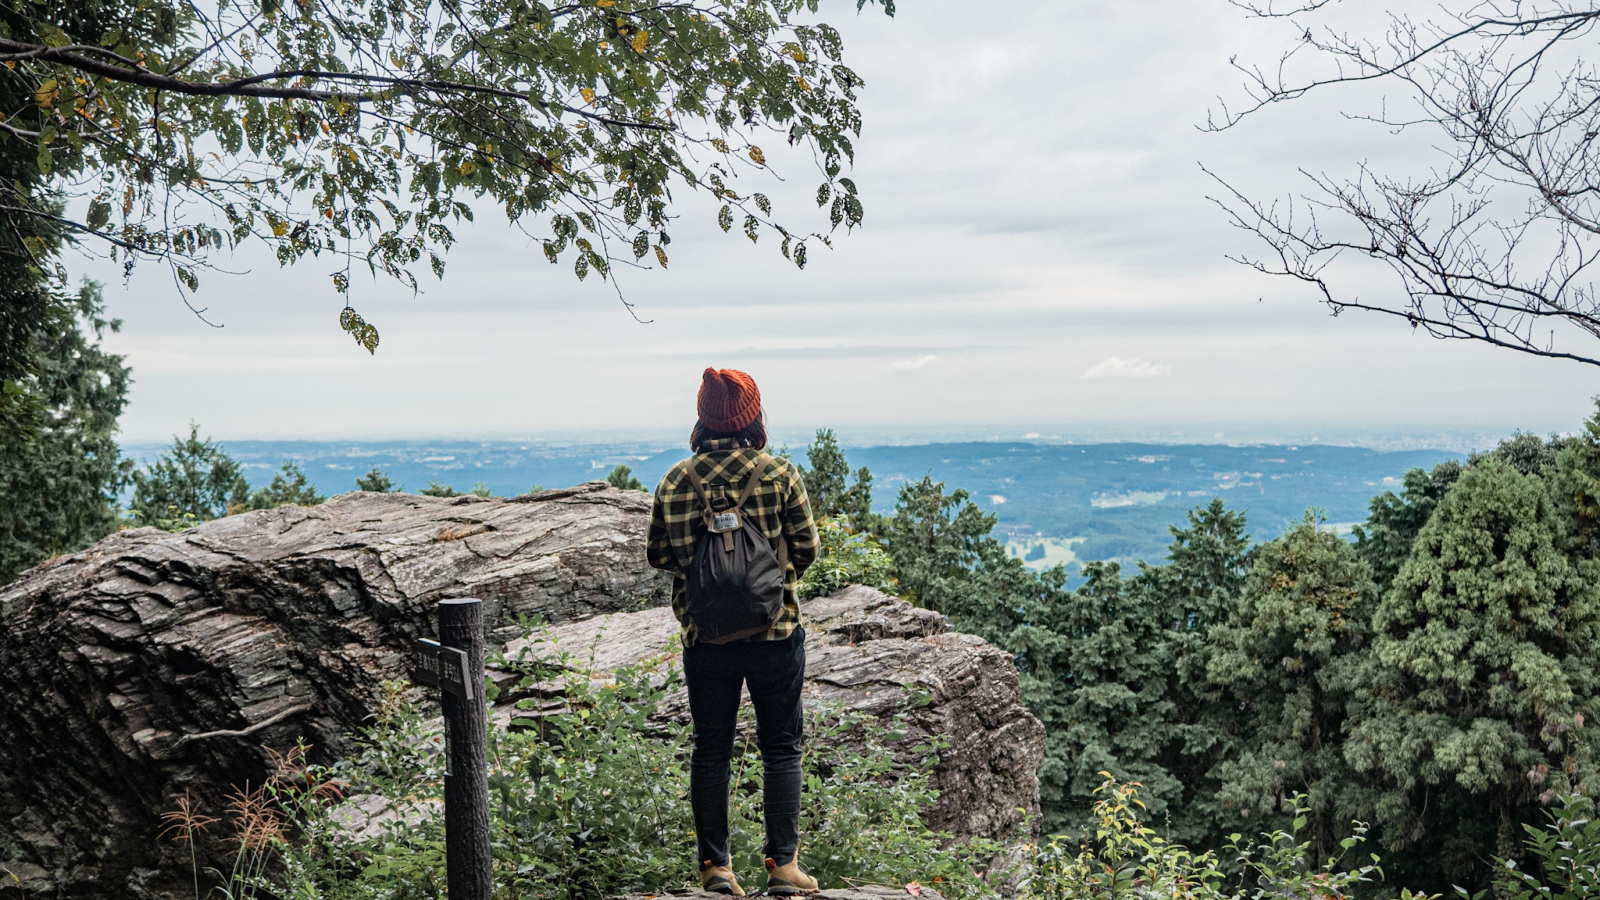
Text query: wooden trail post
412 598 492 900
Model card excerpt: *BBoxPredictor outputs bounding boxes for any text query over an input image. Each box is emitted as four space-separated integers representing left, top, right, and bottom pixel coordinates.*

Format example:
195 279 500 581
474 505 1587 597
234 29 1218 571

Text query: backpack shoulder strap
683 457 715 515
729 453 772 514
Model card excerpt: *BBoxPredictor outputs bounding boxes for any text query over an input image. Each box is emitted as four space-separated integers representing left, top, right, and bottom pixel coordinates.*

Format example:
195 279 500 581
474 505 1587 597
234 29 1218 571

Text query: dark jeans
683 627 806 868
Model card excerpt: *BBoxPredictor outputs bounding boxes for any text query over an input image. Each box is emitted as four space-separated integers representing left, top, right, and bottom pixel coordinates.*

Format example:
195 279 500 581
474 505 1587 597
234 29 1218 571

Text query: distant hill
122 439 1461 570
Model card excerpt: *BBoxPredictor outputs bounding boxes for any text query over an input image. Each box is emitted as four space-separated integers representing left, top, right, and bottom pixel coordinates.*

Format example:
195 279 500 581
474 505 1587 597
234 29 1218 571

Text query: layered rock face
0 486 1041 898
0 485 663 897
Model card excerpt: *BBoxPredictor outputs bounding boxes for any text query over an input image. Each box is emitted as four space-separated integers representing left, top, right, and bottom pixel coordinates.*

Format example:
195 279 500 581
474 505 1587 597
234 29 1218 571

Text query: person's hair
690 410 768 452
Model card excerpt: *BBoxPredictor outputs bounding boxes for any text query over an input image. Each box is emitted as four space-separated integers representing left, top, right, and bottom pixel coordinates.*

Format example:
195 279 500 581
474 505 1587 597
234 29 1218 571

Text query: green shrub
166 643 993 900
1459 795 1600 900
126 504 202 532
798 515 897 600
1018 777 1438 900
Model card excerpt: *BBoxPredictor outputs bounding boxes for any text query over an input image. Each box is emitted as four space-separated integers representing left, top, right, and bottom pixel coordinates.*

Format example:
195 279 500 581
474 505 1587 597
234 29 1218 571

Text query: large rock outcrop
0 486 1042 898
0 485 664 897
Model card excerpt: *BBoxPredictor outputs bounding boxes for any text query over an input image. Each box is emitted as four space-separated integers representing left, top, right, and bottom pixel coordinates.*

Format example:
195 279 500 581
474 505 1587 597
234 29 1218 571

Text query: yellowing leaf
270 218 288 237
631 31 648 53
580 87 596 104
35 79 59 107
654 245 668 268
710 138 730 153
748 146 765 165
597 0 615 5
459 160 477 176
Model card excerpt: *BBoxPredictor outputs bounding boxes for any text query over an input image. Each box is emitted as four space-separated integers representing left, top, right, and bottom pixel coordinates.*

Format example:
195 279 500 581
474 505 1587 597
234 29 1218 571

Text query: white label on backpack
712 512 739 532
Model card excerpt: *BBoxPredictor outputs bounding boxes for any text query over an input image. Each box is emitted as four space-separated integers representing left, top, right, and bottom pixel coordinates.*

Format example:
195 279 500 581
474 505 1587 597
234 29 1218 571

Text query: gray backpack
683 454 789 644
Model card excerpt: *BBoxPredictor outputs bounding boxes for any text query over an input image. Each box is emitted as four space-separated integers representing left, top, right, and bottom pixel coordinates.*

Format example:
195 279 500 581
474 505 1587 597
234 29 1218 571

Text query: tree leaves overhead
339 305 379 354
0 0 892 346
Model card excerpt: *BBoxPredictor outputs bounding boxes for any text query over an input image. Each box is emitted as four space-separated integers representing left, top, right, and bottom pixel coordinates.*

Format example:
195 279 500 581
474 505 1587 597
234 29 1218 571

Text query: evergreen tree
606 465 645 492
801 428 874 528
1345 459 1600 889
1029 500 1252 841
355 466 397 492
248 461 326 509
1352 460 1461 594
879 476 1004 615
0 282 131 583
421 480 460 498
127 423 250 524
1206 514 1377 860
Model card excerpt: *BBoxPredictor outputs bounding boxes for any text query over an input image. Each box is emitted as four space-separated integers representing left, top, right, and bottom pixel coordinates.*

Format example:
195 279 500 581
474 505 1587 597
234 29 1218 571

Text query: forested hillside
798 416 1600 896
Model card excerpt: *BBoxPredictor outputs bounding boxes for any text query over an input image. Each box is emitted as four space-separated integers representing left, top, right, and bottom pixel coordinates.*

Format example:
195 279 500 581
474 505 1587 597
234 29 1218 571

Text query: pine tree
127 424 250 524
249 461 326 509
800 428 874 529
606 464 645 492
1206 513 1376 860
0 282 131 583
355 466 397 492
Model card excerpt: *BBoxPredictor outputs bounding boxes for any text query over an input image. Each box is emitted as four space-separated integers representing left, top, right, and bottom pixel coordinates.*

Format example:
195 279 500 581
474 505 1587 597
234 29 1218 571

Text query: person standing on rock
647 367 820 897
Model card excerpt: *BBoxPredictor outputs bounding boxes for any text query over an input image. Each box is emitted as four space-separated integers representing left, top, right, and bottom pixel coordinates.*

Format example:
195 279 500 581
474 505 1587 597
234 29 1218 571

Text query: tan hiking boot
699 860 745 896
765 857 818 896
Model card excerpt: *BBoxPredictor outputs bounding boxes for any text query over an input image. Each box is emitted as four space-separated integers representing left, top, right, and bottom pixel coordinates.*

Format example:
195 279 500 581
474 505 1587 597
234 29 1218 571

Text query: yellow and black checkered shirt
647 439 818 646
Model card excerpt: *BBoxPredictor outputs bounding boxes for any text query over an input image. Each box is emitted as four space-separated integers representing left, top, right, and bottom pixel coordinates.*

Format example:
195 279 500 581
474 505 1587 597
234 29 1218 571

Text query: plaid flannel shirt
647 440 818 646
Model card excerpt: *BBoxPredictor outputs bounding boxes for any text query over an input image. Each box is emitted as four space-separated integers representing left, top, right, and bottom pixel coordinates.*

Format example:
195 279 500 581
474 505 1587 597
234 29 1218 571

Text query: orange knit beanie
697 368 762 432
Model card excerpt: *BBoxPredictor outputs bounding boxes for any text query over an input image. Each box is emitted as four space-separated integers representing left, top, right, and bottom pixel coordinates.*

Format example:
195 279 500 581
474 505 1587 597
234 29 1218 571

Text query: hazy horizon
117 419 1562 457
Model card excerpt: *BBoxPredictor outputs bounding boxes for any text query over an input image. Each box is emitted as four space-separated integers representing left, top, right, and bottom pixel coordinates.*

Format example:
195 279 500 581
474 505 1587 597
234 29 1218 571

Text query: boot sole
766 884 814 896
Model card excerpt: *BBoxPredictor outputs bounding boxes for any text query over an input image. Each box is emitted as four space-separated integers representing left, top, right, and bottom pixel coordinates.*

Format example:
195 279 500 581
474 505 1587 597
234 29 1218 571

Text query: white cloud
886 354 939 372
1081 356 1172 380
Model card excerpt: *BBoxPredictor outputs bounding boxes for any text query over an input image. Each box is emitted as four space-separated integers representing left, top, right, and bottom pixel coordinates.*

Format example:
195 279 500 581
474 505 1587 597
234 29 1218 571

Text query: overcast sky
88 0 1600 447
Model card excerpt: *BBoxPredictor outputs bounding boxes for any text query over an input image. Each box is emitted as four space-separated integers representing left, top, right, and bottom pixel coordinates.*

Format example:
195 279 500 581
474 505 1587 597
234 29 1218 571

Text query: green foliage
1345 457 1600 869
879 475 1015 614
528 483 546 495
0 281 131 583
171 645 992 900
248 460 326 509
1205 513 1376 861
355 466 397 492
797 515 896 599
470 481 494 498
129 428 327 528
127 423 251 526
0 0 893 346
605 464 645 492
801 428 874 528
1018 778 1436 900
1460 795 1600 900
1353 460 1461 594
419 480 460 498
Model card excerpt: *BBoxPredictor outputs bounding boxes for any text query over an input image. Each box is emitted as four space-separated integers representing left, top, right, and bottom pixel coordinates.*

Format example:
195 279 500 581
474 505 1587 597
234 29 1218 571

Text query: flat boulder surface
507 584 1045 841
0 485 665 897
